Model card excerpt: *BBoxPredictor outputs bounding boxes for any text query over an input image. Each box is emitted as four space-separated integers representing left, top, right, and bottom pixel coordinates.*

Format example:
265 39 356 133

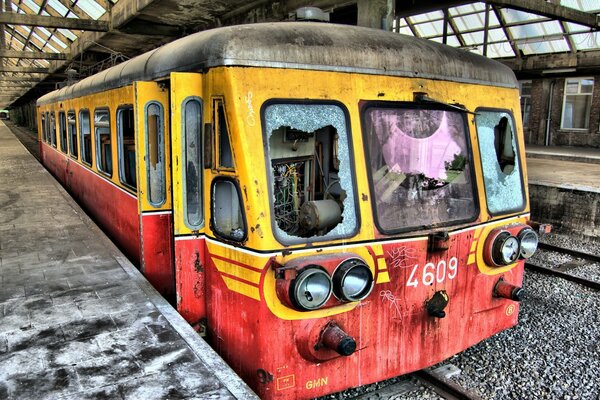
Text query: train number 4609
406 257 458 288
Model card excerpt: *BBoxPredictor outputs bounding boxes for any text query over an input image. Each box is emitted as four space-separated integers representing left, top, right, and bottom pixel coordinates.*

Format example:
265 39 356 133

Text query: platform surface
0 121 257 399
526 145 600 192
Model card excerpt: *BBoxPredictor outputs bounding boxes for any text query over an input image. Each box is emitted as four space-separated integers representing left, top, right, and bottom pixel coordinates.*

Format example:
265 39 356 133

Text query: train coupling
318 321 356 356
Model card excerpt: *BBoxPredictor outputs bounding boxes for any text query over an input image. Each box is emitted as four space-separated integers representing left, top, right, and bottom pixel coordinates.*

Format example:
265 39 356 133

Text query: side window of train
79 110 92 166
183 98 203 228
67 111 78 159
41 113 47 143
475 109 525 215
50 112 57 147
117 106 136 190
94 109 112 176
211 178 246 242
58 111 67 153
214 99 234 170
263 102 358 242
145 102 166 206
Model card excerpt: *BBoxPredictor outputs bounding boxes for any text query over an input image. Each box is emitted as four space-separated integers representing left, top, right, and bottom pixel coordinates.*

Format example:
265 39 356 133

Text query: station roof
1 0 599 108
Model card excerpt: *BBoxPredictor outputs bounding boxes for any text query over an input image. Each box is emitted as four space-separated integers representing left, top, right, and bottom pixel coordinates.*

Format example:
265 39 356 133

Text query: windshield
363 106 477 232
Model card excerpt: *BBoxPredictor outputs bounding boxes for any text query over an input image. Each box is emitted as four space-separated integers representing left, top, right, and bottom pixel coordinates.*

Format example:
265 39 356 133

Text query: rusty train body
36 22 538 399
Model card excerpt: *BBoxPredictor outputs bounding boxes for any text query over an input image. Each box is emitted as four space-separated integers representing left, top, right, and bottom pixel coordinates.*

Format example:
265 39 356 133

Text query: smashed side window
264 103 357 242
475 110 525 215
364 106 477 232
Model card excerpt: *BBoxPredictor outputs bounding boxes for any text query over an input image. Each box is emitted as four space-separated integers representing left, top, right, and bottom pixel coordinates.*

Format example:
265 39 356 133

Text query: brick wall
523 76 600 148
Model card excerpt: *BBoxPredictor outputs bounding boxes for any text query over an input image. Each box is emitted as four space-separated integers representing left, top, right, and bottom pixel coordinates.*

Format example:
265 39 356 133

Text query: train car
36 22 539 399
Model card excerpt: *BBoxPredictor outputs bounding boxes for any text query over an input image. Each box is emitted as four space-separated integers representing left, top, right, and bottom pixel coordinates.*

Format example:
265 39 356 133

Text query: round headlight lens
492 232 520 265
333 259 374 302
518 228 539 259
290 267 332 311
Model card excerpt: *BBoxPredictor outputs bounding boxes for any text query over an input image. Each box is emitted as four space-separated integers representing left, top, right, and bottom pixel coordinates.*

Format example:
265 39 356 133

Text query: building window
519 81 532 128
68 111 78 158
561 78 594 130
95 109 112 176
117 107 136 189
79 110 92 166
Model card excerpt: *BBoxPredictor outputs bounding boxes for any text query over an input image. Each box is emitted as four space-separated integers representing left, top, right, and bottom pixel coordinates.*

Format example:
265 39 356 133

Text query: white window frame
560 77 594 131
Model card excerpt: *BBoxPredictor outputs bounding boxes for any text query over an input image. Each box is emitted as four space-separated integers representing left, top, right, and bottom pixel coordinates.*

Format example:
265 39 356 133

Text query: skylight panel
520 39 570 55
501 9 546 24
489 28 509 42
509 21 563 40
77 1 106 19
58 29 77 41
572 32 600 50
565 22 591 34
413 20 446 38
487 42 515 58
22 0 40 13
399 25 414 36
409 10 444 24
450 3 486 15
463 31 485 46
38 27 53 37
560 0 600 12
453 13 485 31
47 0 70 17
430 35 461 47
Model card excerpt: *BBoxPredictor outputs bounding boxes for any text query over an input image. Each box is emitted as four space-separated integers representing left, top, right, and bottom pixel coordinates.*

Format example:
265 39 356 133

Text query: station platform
0 121 257 399
525 145 600 239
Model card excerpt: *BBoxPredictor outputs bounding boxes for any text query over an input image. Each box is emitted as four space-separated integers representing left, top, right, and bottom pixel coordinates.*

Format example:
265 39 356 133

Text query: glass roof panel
560 0 600 12
520 39 570 55
399 25 414 36
501 9 547 24
47 0 70 17
572 32 600 50
58 29 78 41
430 36 461 47
462 31 485 46
489 28 509 42
409 10 444 24
509 21 563 40
450 3 486 15
414 20 446 38
453 13 485 31
22 0 40 13
78 1 107 19
487 42 516 58
565 22 592 34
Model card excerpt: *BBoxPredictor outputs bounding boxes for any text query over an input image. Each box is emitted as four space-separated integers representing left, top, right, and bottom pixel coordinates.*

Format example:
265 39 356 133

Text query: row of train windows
40 100 204 230
40 108 136 189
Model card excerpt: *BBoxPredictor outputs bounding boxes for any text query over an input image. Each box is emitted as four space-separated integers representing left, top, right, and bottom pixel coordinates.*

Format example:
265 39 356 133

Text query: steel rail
538 242 600 263
412 370 483 400
525 261 600 291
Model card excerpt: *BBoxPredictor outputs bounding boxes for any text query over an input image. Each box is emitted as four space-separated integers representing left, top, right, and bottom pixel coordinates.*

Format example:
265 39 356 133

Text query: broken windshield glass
264 103 357 243
475 110 525 214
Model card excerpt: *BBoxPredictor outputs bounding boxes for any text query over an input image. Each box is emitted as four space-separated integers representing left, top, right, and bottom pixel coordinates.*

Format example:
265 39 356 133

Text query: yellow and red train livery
37 23 539 399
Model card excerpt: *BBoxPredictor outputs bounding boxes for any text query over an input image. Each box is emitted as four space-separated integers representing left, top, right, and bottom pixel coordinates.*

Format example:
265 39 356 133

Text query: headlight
332 259 374 302
518 228 539 259
289 267 332 311
492 232 520 265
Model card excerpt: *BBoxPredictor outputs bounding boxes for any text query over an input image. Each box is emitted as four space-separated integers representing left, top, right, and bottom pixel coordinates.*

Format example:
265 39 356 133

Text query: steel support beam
501 50 600 72
0 66 49 73
0 12 109 31
0 76 50 82
0 49 68 60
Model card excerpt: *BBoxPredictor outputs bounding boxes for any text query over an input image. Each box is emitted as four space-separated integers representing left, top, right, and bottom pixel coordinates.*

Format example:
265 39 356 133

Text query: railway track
525 243 600 291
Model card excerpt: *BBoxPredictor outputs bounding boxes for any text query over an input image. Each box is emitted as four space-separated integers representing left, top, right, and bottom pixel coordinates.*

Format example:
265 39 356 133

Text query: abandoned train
36 22 539 399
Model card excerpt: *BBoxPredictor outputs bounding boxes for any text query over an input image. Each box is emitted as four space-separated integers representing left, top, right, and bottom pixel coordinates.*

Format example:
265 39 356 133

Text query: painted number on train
406 257 458 288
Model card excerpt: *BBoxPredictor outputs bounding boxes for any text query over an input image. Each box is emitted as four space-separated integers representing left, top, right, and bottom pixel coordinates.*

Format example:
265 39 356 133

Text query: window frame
49 111 57 148
58 111 68 153
474 107 526 217
213 98 235 172
94 107 113 177
182 96 204 229
40 113 47 143
116 105 136 191
67 110 78 159
560 77 594 131
261 99 360 244
360 101 479 235
145 101 166 207
79 109 93 167
210 177 247 243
